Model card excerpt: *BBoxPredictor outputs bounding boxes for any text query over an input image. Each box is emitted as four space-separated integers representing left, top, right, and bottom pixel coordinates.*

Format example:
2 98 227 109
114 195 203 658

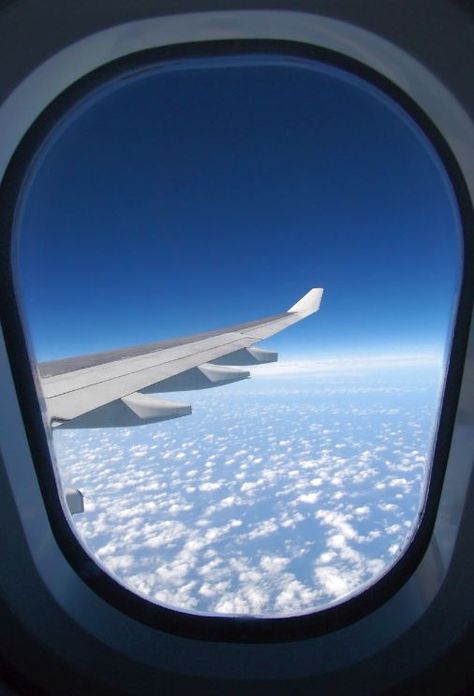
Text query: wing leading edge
40 288 323 428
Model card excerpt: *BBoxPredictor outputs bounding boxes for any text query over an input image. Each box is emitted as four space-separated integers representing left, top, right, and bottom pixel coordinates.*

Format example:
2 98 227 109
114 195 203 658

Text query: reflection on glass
14 54 461 616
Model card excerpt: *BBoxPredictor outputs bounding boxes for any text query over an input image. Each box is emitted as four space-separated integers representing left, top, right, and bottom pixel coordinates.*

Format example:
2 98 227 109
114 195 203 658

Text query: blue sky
14 55 461 362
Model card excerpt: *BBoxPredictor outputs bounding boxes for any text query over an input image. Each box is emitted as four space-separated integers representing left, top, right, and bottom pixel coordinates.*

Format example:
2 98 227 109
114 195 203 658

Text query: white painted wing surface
39 289 323 427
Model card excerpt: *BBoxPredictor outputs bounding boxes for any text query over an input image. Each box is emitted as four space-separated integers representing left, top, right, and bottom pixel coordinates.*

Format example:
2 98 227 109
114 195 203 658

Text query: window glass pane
14 54 461 616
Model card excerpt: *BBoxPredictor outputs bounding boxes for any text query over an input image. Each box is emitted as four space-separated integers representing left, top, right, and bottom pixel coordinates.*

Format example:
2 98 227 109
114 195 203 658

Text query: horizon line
252 351 445 376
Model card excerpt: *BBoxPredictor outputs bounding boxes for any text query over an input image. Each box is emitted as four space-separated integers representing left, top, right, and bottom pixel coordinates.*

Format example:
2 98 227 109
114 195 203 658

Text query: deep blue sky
15 55 461 362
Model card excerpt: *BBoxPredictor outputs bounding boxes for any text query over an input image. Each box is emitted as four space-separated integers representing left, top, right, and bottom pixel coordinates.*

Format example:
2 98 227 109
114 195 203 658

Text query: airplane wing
38 288 323 429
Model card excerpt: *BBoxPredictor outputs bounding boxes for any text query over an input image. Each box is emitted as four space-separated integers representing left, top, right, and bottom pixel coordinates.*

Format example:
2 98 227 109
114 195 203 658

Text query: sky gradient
14 54 461 363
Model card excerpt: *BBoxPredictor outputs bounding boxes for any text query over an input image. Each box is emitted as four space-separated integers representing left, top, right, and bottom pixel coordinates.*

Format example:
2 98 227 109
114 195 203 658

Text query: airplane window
13 51 461 618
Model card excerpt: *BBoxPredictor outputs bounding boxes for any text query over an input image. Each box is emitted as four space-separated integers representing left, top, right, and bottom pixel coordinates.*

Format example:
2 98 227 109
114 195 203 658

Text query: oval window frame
0 38 472 643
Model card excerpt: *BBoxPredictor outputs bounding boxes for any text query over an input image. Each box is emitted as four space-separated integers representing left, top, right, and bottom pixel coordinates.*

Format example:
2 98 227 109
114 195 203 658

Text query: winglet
288 288 324 316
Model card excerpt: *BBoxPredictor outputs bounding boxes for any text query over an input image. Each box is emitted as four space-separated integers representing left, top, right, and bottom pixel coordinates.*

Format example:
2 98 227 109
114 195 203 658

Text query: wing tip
288 288 324 315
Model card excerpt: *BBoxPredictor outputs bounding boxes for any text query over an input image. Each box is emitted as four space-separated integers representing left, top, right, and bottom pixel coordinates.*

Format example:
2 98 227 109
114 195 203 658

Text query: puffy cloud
297 493 320 504
354 506 370 517
260 555 290 574
53 363 439 616
315 566 351 597
248 519 279 540
199 482 222 492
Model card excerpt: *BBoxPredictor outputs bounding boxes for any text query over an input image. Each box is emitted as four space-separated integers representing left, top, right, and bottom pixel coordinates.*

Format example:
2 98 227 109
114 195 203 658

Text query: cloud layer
53 361 441 616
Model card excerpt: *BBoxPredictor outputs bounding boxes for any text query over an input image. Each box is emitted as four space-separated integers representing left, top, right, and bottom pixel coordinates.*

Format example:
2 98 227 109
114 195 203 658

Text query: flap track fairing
210 347 278 366
55 392 191 429
140 363 250 393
